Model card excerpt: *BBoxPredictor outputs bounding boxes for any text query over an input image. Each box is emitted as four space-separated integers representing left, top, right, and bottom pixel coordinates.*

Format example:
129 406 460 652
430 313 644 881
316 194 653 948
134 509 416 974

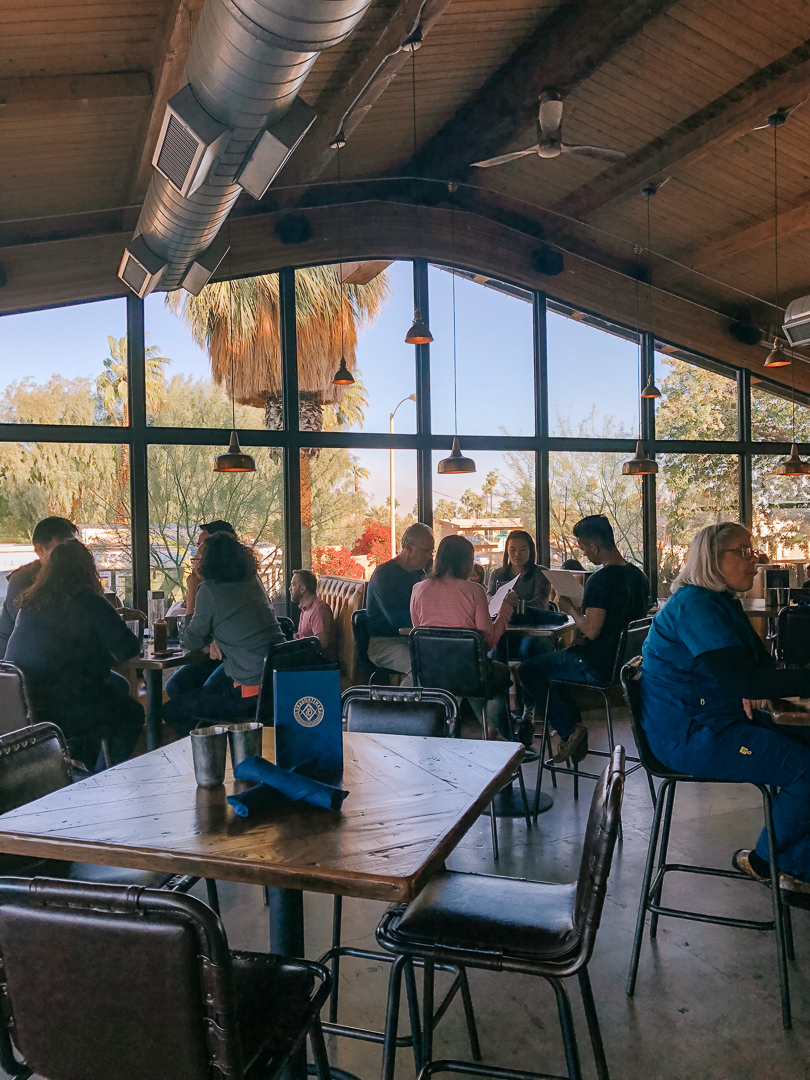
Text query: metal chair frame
320 685 480 1075
620 658 794 1029
533 618 652 822
374 749 626 1080
409 626 534 856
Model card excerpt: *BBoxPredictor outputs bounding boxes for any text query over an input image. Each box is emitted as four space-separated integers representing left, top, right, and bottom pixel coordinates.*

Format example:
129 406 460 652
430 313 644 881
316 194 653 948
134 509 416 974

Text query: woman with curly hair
5 538 143 769
163 531 284 735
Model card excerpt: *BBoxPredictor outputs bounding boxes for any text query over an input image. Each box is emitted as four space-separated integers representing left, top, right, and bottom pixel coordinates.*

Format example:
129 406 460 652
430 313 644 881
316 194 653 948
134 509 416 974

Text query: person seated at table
5 539 143 770
290 569 336 662
411 534 518 739
641 521 810 905
0 516 78 659
163 532 284 736
562 558 585 571
519 514 650 760
166 519 238 700
366 522 435 683
487 530 552 741
469 563 486 586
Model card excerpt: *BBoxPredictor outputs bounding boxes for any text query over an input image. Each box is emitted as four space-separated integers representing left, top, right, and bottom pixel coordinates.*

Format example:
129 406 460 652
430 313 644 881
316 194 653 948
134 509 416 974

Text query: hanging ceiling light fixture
404 36 433 346
331 139 355 386
214 224 255 473
438 182 475 476
764 109 791 369
623 187 658 476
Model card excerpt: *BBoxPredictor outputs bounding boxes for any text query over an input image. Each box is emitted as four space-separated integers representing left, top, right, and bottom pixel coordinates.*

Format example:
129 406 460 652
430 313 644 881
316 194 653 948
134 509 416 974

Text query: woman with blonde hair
641 521 810 905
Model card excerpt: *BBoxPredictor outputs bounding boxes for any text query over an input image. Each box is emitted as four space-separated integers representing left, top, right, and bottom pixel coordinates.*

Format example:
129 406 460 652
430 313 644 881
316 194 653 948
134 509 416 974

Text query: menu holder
273 667 343 773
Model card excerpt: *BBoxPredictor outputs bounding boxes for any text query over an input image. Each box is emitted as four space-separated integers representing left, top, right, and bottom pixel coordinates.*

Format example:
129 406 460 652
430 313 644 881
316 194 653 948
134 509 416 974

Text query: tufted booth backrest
316 575 369 689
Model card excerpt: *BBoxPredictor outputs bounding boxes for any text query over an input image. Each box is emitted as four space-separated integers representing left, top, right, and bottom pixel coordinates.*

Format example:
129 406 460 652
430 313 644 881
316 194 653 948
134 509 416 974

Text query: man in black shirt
519 515 649 757
0 516 78 660
366 522 434 682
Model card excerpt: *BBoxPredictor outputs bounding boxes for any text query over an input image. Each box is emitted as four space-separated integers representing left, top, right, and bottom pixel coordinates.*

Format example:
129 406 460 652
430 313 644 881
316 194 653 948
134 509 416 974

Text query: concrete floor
4 704 810 1079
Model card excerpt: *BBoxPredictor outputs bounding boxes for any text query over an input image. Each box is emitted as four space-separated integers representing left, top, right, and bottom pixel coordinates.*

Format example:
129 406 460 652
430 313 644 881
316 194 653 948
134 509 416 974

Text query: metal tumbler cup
227 722 264 769
190 725 228 787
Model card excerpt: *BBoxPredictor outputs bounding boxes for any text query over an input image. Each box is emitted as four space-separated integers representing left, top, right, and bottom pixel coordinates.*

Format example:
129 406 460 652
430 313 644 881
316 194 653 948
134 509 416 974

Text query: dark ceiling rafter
0 74 151 119
410 0 680 181
553 37 810 223
270 0 453 211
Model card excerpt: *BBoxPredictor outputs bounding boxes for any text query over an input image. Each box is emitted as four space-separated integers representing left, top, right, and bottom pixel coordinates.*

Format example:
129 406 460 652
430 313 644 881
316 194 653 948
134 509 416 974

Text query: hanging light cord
450 187 458 436
772 123 794 439
227 218 236 432
411 45 420 264
337 143 345 361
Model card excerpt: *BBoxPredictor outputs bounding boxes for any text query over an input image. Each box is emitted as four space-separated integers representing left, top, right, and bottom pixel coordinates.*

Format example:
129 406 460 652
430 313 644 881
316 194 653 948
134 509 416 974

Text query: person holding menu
519 515 649 761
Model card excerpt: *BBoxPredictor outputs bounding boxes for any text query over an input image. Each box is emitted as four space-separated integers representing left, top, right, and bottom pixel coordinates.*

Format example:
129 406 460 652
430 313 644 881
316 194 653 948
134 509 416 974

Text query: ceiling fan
471 90 626 169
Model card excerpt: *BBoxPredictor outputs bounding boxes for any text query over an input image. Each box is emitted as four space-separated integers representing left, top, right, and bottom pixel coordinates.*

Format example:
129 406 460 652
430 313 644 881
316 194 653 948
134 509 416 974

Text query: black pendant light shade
641 374 662 399
771 443 810 476
405 308 433 345
438 437 476 475
214 430 256 473
332 356 355 384
622 440 658 476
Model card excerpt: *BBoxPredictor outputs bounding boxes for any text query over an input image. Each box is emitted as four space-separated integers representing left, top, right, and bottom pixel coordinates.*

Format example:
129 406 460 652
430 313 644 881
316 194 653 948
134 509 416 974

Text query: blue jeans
166 658 222 699
162 665 256 737
647 715 810 882
492 635 555 707
518 649 602 739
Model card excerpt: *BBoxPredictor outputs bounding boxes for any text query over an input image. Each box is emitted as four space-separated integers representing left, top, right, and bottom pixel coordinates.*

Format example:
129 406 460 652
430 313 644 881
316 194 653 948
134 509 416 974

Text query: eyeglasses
722 546 758 560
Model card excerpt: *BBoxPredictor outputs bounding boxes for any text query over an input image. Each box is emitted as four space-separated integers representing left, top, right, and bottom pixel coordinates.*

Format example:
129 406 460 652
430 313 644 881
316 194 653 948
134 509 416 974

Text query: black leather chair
0 723 195 892
351 609 403 685
255 637 334 725
318 685 478 1075
620 657 793 1028
775 604 810 667
277 615 296 641
409 626 532 857
0 877 331 1080
534 616 652 820
0 663 34 737
375 747 626 1080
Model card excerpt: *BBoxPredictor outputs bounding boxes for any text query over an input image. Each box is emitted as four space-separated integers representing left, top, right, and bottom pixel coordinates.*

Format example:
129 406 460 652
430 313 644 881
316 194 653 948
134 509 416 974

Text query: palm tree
482 470 499 515
96 335 171 522
167 265 389 562
349 458 371 494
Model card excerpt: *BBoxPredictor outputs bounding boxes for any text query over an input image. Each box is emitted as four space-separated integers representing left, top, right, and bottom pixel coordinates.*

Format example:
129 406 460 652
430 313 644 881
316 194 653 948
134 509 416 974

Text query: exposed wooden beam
274 0 452 210
414 0 679 180
130 0 205 202
553 39 810 223
0 74 151 119
657 196 810 291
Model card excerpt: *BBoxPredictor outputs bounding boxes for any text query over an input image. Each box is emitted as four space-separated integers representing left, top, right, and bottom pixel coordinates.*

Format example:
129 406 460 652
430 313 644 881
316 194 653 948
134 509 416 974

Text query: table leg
145 669 164 751
267 888 362 1080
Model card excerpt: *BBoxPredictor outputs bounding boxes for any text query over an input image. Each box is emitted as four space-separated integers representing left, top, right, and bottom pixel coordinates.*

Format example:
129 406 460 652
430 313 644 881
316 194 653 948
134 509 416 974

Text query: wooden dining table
117 646 207 750
0 729 521 1079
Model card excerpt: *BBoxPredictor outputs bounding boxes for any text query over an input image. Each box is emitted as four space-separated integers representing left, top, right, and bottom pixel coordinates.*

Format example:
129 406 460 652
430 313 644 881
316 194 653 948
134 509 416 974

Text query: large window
752 454 810 563
655 347 737 440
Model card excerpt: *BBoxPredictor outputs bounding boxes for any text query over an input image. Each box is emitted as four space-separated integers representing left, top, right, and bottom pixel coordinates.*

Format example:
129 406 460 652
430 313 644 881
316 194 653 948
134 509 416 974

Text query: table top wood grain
117 647 207 671
0 732 522 904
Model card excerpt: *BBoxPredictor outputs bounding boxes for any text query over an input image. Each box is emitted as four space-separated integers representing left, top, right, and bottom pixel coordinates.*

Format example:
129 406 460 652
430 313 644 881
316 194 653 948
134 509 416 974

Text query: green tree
96 334 171 425
434 498 460 521
482 470 499 515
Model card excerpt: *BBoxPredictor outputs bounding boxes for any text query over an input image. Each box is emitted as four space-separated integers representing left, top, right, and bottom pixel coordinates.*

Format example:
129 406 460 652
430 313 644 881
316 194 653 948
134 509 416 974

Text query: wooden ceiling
4 0 810 391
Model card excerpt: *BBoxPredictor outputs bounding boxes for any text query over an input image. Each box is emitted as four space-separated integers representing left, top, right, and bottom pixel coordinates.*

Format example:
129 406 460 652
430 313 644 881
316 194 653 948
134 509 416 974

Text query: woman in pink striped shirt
411 534 518 738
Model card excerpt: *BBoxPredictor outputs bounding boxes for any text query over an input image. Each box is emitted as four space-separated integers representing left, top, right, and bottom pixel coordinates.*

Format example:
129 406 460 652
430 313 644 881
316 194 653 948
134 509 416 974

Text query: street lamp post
389 393 416 557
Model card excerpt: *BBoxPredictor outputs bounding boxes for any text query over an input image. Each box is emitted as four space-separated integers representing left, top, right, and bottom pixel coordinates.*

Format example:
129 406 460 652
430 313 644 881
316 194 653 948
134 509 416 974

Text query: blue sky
0 263 640 512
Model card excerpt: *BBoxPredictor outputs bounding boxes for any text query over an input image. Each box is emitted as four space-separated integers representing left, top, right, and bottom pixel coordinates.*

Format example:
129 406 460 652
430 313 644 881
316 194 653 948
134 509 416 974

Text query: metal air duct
121 0 375 294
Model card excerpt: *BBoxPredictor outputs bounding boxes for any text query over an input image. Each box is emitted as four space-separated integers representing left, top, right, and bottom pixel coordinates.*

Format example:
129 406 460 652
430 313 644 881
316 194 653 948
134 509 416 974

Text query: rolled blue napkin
227 756 349 817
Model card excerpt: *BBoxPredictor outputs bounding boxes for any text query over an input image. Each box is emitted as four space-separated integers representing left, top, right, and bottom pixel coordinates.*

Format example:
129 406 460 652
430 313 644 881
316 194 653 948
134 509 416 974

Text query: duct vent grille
121 255 148 296
156 115 202 191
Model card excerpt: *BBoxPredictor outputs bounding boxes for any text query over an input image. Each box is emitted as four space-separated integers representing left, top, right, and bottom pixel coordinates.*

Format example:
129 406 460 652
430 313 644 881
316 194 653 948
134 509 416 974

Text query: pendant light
438 182 475 476
214 226 255 473
404 37 433 346
623 187 658 476
764 110 791 369
766 111 810 475
331 140 355 386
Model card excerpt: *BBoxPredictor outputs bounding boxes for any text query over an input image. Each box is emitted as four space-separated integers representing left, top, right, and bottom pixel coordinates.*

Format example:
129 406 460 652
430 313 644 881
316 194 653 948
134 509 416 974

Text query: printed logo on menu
293 695 325 728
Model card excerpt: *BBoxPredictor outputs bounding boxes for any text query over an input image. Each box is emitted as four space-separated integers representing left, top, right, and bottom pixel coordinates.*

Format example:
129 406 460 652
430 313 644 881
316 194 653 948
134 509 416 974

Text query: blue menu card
273 668 343 772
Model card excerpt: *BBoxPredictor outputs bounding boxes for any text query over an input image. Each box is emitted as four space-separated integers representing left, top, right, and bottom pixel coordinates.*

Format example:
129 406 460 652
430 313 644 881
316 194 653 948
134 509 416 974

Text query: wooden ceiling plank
129 0 204 201
552 38 810 223
413 0 680 180
273 0 453 210
0 73 151 119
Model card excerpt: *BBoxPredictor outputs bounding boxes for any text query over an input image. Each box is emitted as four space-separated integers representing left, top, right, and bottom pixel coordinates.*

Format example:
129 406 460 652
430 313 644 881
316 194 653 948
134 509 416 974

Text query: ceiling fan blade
561 143 626 161
539 97 563 138
471 147 538 168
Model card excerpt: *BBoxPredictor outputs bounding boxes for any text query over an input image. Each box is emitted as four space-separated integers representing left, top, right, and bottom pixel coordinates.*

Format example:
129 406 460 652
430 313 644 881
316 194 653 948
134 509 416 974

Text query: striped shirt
410 576 510 651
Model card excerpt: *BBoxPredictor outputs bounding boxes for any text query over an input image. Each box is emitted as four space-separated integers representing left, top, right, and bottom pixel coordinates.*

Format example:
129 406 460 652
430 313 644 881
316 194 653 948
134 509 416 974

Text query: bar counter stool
375 748 626 1080
620 657 793 1028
